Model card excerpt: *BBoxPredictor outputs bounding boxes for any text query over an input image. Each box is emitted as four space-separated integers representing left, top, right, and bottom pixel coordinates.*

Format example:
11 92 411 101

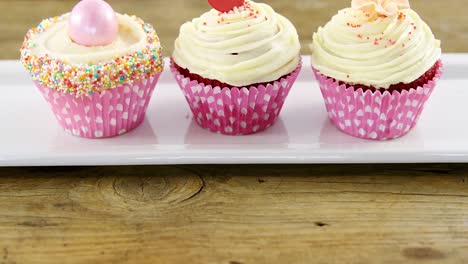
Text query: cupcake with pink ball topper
171 0 301 135
20 0 164 138
311 0 443 140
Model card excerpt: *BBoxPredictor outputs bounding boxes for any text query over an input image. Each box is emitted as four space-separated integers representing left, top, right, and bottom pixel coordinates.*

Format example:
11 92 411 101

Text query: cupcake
171 0 301 135
311 0 442 140
20 0 164 138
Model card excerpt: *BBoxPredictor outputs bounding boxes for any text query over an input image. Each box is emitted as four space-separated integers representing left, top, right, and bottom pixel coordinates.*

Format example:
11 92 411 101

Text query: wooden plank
1 0 467 60
1 1 468 263
0 164 466 263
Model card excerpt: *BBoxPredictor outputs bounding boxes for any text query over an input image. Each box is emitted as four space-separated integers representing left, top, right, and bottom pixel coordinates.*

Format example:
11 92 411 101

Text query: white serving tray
0 55 467 166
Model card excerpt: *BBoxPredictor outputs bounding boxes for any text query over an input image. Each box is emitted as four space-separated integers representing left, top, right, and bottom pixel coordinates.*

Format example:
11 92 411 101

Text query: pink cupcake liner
313 61 443 140
170 58 302 135
34 73 161 138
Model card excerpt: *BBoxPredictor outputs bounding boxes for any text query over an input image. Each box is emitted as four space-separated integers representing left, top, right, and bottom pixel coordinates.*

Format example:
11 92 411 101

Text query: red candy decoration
208 0 245 12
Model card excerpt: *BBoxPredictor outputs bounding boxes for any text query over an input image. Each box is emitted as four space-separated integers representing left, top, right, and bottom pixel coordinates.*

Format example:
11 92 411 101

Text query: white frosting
172 0 300 86
351 0 410 17
29 13 148 64
311 8 441 88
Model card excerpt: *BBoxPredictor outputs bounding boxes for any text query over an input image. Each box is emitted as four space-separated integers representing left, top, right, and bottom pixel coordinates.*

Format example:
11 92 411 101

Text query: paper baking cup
170 59 302 135
34 74 161 139
313 61 443 140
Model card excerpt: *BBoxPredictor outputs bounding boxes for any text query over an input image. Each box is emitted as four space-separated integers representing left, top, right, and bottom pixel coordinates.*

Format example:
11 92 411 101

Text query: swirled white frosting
29 13 148 64
352 0 410 17
311 8 441 88
172 0 300 86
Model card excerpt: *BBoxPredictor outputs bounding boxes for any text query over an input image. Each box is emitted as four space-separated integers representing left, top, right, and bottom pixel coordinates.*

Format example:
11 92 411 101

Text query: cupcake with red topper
171 0 301 135
20 0 164 138
310 0 442 140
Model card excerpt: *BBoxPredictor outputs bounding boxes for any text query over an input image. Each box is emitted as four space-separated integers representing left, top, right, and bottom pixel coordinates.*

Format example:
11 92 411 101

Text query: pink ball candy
68 0 119 47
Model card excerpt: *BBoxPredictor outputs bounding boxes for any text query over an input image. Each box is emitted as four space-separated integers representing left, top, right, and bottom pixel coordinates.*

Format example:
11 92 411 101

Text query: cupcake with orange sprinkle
311 0 442 140
20 0 164 138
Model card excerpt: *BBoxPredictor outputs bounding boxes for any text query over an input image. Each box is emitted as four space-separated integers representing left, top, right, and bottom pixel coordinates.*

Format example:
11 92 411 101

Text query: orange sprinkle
346 22 362 28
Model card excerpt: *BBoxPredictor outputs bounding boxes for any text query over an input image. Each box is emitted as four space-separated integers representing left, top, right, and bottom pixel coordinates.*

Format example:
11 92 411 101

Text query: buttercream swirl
172 0 300 86
352 0 410 17
311 8 441 88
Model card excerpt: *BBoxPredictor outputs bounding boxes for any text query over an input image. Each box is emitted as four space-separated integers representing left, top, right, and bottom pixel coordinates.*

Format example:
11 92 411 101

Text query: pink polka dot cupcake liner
170 59 302 135
313 61 443 140
34 74 161 138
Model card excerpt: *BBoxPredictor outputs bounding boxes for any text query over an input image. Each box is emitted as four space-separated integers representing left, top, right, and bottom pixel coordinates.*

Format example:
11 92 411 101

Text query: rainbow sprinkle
20 15 164 97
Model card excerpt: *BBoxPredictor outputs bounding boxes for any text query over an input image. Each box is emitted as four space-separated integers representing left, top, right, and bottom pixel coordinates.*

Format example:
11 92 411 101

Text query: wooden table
1 1 468 263
1 0 467 59
0 165 468 263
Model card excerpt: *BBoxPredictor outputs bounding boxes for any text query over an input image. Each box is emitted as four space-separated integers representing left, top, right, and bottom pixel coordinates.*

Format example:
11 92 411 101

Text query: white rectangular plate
0 55 467 166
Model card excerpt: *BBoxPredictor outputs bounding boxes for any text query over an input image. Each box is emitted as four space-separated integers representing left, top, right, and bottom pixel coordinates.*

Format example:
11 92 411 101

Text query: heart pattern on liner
313 61 443 140
170 59 302 135
35 74 161 138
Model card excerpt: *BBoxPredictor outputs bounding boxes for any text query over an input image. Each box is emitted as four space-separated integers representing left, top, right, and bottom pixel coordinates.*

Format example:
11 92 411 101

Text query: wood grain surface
0 164 467 263
0 0 467 60
1 1 468 263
